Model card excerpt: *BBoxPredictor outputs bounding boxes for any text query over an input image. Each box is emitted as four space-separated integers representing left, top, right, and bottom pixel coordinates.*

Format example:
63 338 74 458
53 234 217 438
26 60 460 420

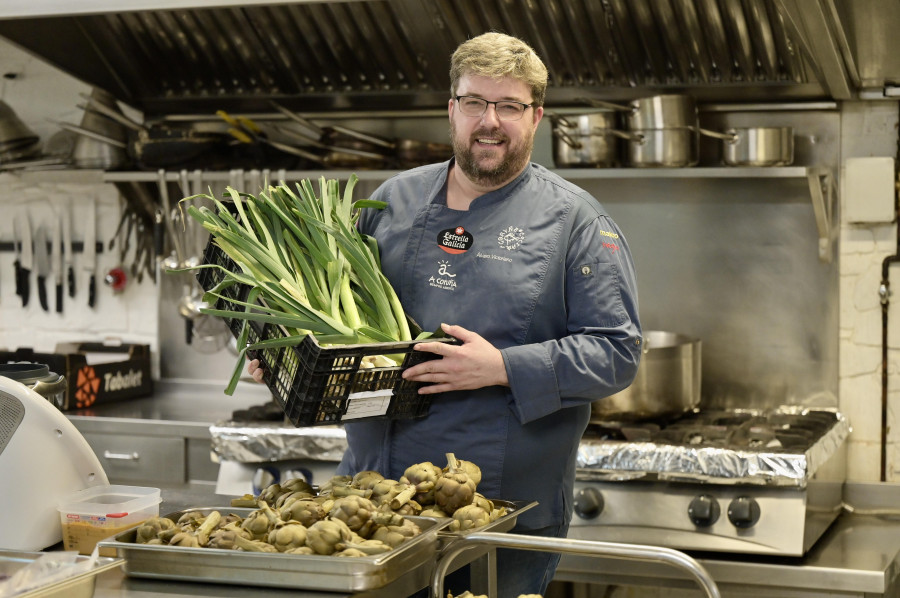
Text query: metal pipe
878 102 900 482
432 531 721 598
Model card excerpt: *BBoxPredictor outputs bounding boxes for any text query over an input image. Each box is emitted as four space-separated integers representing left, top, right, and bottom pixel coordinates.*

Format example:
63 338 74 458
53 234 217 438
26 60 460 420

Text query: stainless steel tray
97 506 450 592
436 499 538 548
0 550 121 598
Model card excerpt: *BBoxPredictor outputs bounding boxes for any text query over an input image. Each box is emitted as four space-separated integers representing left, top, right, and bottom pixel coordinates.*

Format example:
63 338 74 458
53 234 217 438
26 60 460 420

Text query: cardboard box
0 342 153 409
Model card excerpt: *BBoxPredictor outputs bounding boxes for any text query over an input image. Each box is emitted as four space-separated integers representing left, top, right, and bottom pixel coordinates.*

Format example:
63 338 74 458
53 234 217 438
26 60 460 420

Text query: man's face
449 73 544 189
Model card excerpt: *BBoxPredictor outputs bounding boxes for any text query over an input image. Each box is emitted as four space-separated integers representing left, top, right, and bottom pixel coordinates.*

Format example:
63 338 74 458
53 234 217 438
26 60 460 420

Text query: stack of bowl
0 100 41 164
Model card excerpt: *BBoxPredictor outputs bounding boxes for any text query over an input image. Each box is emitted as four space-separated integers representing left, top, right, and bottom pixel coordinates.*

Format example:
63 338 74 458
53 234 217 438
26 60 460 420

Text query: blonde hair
450 32 549 107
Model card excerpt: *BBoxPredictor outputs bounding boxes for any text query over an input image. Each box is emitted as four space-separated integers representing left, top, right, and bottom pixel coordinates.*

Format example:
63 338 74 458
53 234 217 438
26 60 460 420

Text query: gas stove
568 407 849 556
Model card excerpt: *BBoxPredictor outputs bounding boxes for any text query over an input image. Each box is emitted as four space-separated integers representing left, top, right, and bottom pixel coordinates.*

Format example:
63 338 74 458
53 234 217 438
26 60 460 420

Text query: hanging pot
592 331 702 422
550 112 622 168
619 127 699 168
699 126 794 167
580 94 699 130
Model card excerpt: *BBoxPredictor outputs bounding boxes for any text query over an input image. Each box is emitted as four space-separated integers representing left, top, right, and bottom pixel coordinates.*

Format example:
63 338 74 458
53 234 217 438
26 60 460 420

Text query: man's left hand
401 323 509 394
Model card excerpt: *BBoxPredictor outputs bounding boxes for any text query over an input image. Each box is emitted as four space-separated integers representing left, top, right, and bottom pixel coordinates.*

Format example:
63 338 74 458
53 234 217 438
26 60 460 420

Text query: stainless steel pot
699 126 794 166
581 94 698 130
621 127 699 168
591 331 701 422
0 363 67 409
550 112 621 168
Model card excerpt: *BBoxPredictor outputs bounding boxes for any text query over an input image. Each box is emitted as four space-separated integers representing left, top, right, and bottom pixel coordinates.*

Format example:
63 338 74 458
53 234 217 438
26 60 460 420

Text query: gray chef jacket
339 160 642 530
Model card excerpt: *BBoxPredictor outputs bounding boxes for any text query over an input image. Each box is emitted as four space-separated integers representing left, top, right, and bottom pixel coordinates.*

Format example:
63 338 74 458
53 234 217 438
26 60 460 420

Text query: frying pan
77 94 237 170
270 102 452 168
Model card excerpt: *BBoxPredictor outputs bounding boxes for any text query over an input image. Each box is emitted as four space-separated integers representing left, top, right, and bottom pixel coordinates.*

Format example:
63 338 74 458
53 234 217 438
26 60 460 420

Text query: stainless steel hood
0 0 894 116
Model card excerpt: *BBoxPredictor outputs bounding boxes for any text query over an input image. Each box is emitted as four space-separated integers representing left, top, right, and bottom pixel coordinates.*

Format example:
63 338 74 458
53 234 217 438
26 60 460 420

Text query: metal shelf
2 165 837 261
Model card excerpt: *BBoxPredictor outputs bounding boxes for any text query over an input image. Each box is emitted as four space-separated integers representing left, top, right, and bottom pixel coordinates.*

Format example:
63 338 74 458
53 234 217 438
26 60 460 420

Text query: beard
450 119 535 189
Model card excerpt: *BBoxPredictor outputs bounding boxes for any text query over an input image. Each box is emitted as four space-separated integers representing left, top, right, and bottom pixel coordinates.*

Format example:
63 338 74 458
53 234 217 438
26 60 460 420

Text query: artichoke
335 547 369 557
280 477 315 496
280 498 326 527
449 504 491 532
318 475 353 496
400 461 442 504
335 538 393 555
420 506 449 518
257 482 282 506
241 501 280 541
351 470 385 491
305 518 354 555
285 546 315 555
267 520 308 552
208 523 251 550
394 499 422 517
169 510 222 547
371 518 421 548
369 478 405 507
233 534 278 552
176 511 204 529
330 495 377 533
434 453 476 514
135 517 176 544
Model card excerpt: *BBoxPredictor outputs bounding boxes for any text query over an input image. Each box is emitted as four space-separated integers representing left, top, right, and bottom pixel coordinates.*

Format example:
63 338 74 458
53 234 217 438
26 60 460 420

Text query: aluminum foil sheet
576 408 850 487
210 421 347 463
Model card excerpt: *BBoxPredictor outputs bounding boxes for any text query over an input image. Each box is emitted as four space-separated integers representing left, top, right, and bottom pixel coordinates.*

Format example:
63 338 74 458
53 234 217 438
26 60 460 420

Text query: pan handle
269 101 324 137
576 97 631 112
327 124 395 150
78 93 144 132
697 127 738 142
53 121 128 149
551 128 583 149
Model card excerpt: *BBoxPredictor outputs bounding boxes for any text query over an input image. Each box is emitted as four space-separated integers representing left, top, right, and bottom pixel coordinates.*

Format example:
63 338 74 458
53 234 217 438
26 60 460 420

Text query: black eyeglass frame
454 95 535 121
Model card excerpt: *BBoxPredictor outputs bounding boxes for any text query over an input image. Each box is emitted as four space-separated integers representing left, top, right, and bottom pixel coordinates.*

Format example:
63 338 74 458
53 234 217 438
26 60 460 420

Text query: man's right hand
247 358 265 383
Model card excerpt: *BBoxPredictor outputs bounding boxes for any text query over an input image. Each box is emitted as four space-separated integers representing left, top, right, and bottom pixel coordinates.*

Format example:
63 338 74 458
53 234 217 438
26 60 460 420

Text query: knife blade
51 212 63 312
34 224 50 312
14 211 32 307
83 197 97 308
61 203 75 297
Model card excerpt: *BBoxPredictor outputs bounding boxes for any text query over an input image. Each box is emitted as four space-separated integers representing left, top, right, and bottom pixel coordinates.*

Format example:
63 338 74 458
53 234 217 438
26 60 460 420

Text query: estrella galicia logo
437 226 474 254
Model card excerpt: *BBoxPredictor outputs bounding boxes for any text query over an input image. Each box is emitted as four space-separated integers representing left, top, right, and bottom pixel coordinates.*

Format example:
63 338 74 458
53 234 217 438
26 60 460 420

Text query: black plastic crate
196 238 453 427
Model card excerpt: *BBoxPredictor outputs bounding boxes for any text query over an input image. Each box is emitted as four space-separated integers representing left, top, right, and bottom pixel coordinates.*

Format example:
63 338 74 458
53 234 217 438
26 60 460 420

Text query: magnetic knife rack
0 241 104 253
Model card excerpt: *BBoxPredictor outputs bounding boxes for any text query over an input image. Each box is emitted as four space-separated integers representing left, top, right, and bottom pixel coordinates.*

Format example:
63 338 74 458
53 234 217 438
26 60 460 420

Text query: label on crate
343 389 394 419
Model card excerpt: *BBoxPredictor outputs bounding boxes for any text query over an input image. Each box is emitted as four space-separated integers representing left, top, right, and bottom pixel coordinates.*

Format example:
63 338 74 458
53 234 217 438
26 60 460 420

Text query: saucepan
579 94 699 130
698 126 794 167
591 330 702 422
549 111 622 168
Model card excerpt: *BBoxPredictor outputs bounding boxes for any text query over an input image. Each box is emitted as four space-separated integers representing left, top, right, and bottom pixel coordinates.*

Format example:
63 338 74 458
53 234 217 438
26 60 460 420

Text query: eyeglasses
455 95 533 121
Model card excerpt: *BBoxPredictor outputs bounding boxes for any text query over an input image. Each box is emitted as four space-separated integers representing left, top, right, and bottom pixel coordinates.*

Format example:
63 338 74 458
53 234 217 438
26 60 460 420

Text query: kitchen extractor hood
0 0 892 116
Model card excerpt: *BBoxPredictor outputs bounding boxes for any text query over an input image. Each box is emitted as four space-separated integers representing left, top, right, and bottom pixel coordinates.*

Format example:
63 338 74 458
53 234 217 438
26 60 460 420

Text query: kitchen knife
14 211 32 307
61 203 75 297
34 224 50 312
51 212 63 312
83 197 97 308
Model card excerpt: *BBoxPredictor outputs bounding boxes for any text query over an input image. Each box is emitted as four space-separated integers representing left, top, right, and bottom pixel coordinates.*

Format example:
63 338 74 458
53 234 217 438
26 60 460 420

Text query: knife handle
37 277 48 311
56 284 63 313
67 267 76 298
13 259 22 297
88 274 96 308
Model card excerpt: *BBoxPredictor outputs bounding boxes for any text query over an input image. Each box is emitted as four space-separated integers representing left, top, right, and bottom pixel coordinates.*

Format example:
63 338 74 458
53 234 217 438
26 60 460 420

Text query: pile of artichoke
233 452 506 533
133 476 422 556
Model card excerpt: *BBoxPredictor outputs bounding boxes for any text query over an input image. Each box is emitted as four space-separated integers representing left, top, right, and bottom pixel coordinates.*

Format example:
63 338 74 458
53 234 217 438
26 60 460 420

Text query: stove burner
585 408 840 452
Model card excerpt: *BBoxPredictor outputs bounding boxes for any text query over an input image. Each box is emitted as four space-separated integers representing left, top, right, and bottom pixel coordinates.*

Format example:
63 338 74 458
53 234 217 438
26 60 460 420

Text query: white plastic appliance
0 375 108 550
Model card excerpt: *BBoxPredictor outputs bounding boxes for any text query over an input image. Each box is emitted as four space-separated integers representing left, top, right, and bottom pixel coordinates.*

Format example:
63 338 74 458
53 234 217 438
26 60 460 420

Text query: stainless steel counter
60 383 900 597
558 481 900 597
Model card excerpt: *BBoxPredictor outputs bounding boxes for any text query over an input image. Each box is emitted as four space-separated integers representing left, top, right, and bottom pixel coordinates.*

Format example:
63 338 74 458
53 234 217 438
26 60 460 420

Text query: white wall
0 39 159 374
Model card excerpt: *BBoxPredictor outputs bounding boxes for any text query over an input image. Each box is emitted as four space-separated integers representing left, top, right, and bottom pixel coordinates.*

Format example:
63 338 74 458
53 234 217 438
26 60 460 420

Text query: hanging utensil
83 197 97 308
33 224 50 312
61 201 75 298
51 212 62 313
13 210 32 307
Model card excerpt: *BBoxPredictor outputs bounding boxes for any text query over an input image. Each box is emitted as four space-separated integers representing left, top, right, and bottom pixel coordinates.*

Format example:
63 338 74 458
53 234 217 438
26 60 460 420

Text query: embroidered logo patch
428 260 458 291
497 226 525 251
438 226 474 254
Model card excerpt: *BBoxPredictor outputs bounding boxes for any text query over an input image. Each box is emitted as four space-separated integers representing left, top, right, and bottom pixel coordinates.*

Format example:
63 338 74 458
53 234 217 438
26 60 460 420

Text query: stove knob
727 496 761 528
687 495 720 527
573 487 604 520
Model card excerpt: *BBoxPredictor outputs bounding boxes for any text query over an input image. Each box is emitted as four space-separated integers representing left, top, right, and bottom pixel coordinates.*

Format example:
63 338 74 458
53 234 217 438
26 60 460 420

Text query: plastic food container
58 485 160 556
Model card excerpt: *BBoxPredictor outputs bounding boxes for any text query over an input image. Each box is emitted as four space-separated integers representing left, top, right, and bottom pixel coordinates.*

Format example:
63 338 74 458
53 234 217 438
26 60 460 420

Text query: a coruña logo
437 226 474 254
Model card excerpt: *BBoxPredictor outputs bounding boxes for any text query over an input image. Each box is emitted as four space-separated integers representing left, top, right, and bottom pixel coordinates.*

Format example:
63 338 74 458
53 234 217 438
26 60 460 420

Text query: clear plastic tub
58 485 160 556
